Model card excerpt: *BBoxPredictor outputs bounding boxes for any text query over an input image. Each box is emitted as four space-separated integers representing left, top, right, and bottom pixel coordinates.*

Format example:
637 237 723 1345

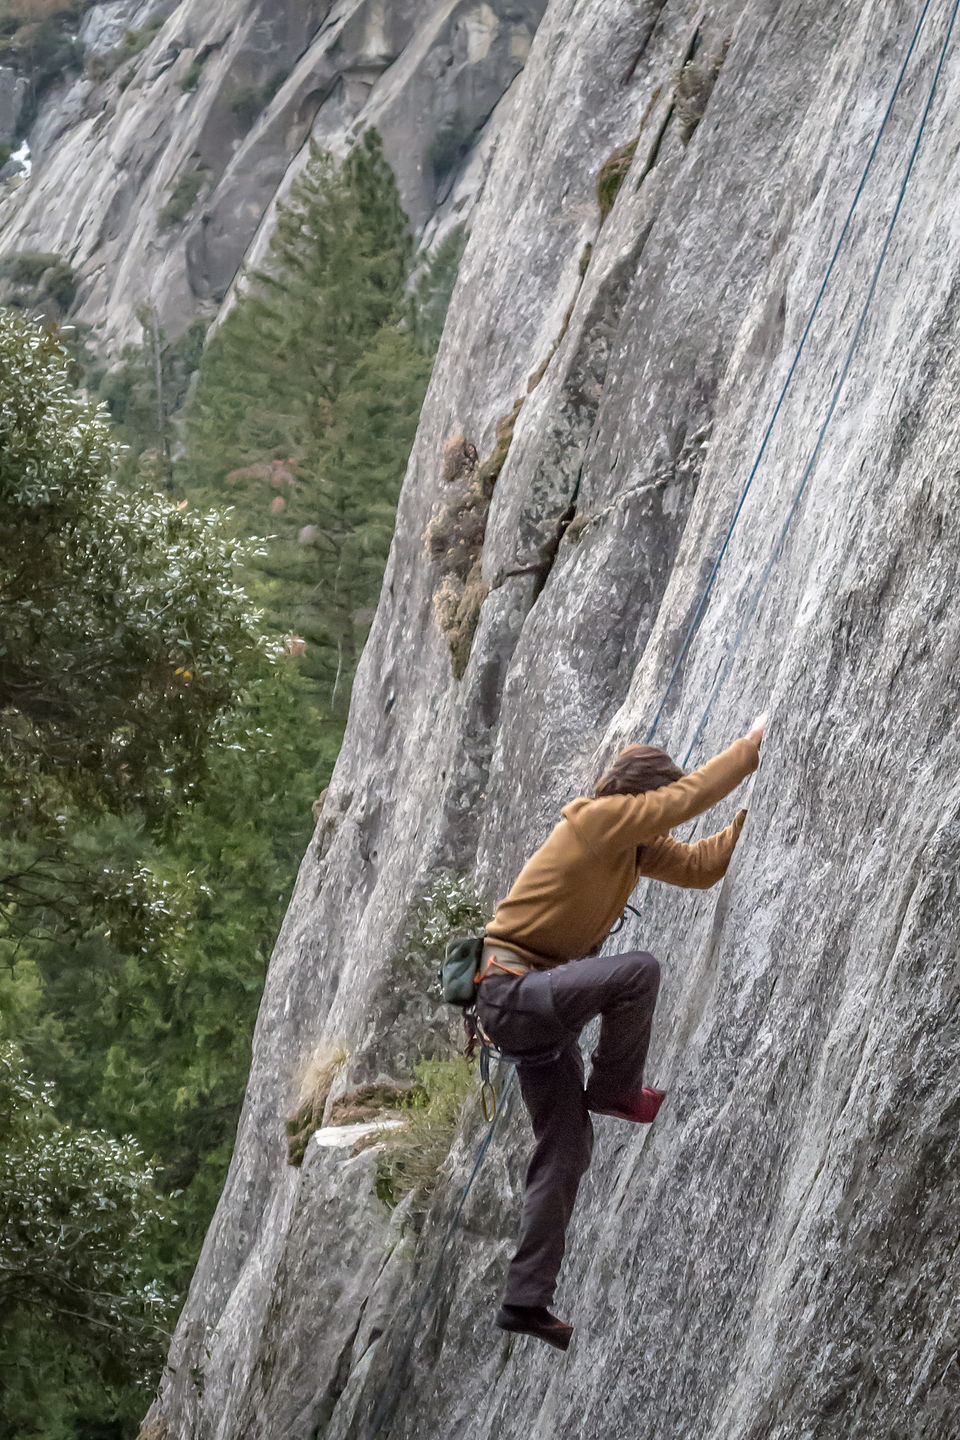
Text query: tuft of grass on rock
433 565 488 681
157 168 206 231
285 1043 349 1166
327 1081 422 1126
180 56 205 91
373 1056 477 1209
440 432 478 484
476 395 524 488
230 70 289 129
87 19 162 83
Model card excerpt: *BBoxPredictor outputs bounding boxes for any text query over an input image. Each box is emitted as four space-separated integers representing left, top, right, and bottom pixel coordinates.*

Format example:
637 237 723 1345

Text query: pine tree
185 128 431 712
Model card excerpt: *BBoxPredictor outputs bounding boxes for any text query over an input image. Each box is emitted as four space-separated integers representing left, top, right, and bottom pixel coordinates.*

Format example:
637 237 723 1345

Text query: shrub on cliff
157 165 207 230
0 306 268 956
0 249 80 314
86 18 163 84
0 305 320 1427
0 1040 173 1433
373 1056 477 1210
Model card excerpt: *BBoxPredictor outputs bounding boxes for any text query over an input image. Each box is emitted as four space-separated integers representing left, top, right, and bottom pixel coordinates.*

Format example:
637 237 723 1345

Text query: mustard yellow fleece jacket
485 736 760 966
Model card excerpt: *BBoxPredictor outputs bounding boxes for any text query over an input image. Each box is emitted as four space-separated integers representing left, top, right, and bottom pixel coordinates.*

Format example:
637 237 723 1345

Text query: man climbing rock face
478 714 767 1351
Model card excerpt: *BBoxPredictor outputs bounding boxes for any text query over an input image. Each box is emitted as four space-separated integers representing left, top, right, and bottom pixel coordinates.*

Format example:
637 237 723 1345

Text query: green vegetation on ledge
373 1056 478 1210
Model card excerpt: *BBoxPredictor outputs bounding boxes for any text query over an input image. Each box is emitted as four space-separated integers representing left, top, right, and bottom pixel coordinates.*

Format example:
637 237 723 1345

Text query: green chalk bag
440 935 485 1007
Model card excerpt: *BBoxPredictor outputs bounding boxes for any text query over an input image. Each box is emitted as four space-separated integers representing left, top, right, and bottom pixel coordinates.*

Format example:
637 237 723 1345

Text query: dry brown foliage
327 1080 422 1126
440 433 478 484
285 1043 348 1166
674 38 730 144
425 403 522 678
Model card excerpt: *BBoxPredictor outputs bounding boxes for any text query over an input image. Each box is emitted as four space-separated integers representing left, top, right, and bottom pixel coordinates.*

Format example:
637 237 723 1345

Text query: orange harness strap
478 953 531 983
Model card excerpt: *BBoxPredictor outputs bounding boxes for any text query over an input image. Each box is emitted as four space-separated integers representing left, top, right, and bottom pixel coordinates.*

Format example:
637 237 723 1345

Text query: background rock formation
0 0 544 352
49 0 960 1432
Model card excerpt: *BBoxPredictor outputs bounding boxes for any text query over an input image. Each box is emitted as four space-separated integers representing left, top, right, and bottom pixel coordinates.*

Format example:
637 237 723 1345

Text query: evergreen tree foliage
0 1041 172 1439
0 127 467 1437
0 307 286 1435
186 129 432 709
410 224 467 351
0 310 265 945
4 661 322 1299
98 312 205 476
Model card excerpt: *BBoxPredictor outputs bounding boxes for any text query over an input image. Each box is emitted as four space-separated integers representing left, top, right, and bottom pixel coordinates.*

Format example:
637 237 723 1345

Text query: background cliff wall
0 0 545 353
143 0 960 1435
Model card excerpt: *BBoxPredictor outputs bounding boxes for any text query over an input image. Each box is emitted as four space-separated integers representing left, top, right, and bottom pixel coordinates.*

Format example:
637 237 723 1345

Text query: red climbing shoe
585 1086 666 1124
495 1304 573 1351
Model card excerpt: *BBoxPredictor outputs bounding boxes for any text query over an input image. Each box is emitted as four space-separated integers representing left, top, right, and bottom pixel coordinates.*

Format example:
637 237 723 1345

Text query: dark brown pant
476 950 660 1308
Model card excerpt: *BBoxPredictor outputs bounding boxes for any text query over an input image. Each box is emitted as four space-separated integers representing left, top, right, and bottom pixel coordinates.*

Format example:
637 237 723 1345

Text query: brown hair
594 744 684 798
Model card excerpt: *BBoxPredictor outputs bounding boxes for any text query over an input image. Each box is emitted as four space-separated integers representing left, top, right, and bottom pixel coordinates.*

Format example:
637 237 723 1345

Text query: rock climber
477 714 767 1350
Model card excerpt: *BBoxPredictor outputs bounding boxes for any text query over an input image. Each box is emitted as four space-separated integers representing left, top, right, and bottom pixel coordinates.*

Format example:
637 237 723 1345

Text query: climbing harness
469 952 565 1120
609 901 644 937
370 3 956 1423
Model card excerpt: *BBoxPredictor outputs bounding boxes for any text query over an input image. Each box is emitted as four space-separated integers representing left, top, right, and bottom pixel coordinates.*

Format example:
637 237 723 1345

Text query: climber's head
593 744 683 798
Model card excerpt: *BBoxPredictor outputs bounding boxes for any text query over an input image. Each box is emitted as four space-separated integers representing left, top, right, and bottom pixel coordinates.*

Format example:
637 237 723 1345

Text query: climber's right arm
637 809 748 888
569 734 761 854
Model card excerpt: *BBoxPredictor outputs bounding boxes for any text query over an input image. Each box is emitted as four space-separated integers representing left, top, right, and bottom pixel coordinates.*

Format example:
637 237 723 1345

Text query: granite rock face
0 0 544 354
146 0 960 1435
0 66 27 145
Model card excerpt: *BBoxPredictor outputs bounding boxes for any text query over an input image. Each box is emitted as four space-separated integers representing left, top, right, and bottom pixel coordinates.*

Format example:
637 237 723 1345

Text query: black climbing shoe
495 1303 573 1351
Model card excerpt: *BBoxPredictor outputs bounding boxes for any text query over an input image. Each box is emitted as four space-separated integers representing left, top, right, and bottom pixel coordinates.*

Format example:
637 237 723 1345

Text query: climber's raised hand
746 711 768 749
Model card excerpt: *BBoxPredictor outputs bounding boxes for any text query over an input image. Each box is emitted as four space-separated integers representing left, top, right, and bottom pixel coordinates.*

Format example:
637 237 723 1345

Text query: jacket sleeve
569 737 760 854
637 809 747 889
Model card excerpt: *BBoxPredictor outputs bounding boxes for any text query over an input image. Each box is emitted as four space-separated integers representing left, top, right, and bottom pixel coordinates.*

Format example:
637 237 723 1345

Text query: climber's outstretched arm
638 809 748 889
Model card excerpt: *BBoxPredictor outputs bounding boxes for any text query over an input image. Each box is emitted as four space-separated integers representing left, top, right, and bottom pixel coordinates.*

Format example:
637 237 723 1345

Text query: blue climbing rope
370 3 955 1425
644 0 937 748
368 1066 517 1434
682 0 960 767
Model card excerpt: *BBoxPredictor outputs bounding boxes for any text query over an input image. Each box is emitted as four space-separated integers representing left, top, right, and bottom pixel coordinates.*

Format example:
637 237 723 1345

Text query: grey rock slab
149 0 960 1437
0 0 546 355
0 67 27 145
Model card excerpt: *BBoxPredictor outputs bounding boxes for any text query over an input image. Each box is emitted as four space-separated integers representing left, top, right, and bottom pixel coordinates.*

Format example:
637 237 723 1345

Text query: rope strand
683 0 959 767
644 0 935 747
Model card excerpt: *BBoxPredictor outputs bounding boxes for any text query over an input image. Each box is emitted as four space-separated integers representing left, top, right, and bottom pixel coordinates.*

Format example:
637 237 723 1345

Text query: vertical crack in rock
302 1302 367 1439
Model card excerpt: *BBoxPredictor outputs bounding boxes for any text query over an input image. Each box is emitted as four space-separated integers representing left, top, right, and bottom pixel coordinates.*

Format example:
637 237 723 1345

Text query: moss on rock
596 137 638 220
